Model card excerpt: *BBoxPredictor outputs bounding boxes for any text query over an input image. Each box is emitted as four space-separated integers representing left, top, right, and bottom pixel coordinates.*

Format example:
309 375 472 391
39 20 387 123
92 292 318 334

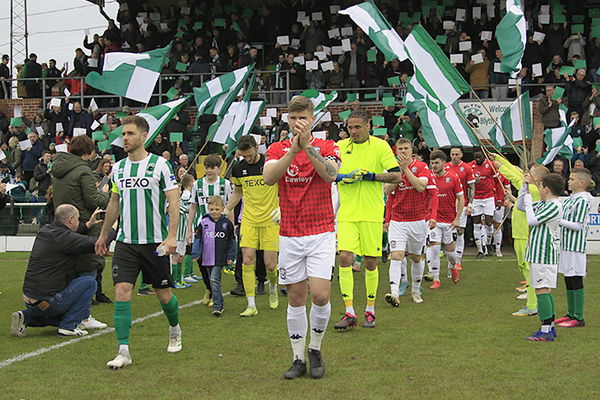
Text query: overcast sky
0 0 119 73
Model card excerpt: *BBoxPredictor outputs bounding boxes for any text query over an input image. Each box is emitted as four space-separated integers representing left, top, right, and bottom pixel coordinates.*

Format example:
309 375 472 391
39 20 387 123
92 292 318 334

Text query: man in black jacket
0 54 11 99
24 53 42 98
10 204 106 337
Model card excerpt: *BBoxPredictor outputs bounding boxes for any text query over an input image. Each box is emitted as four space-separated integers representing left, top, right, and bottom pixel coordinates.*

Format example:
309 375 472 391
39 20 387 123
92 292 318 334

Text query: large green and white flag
495 0 526 74
404 25 471 112
488 92 532 147
299 89 338 114
339 2 408 61
193 64 255 126
86 44 171 104
108 96 191 148
413 101 480 148
541 119 576 165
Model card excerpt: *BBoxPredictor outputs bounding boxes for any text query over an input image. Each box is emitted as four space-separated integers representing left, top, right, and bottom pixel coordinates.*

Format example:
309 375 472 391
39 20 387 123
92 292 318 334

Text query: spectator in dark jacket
148 133 172 156
102 19 121 45
21 132 44 183
538 85 563 129
45 59 63 97
73 48 88 76
33 150 52 198
44 101 69 137
10 204 107 338
23 53 42 98
566 69 591 116
67 102 93 137
189 52 211 87
51 135 111 305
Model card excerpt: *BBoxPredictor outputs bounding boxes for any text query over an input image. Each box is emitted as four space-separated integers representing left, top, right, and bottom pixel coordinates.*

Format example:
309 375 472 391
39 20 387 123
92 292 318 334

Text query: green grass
1 251 600 400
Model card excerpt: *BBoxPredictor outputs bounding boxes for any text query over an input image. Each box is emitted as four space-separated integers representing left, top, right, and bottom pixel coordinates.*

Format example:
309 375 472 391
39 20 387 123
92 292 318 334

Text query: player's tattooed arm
305 145 339 182
373 170 402 183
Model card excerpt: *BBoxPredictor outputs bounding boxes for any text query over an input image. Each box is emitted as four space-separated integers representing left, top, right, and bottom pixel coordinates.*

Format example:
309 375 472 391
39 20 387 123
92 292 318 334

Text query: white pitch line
0 299 204 369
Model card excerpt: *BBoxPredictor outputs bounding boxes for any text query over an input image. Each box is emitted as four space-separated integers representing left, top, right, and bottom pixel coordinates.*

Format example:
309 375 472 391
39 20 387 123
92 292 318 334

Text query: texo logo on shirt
120 177 151 188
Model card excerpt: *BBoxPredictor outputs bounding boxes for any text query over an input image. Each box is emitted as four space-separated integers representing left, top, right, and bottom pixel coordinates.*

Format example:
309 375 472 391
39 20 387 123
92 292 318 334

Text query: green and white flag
495 0 526 74
404 25 471 112
541 119 576 165
86 44 171 104
413 101 480 148
193 64 255 129
299 89 338 114
488 91 532 147
108 96 191 148
339 2 408 61
558 103 568 126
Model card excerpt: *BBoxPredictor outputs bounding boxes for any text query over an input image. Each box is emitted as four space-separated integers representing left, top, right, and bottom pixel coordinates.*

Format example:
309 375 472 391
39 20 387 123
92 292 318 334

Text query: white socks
118 344 130 355
427 245 441 280
473 224 482 252
287 305 307 361
494 228 502 249
411 260 425 293
389 259 402 296
309 303 331 351
456 234 464 261
400 259 408 282
247 296 256 308
169 323 181 336
486 224 493 245
446 250 458 268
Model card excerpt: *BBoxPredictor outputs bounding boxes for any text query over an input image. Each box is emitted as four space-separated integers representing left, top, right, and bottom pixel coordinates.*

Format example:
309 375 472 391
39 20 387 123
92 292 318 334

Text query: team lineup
92 95 592 378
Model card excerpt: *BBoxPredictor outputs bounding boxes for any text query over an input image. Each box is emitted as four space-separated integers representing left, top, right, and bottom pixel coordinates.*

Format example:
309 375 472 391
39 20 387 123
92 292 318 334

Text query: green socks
172 263 182 282
183 255 194 277
573 288 585 320
536 293 554 322
114 301 132 345
160 295 179 327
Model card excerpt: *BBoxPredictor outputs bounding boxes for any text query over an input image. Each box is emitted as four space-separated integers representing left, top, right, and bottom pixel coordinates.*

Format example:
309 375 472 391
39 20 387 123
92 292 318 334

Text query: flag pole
470 89 527 166
515 80 529 170
452 104 511 188
184 119 221 177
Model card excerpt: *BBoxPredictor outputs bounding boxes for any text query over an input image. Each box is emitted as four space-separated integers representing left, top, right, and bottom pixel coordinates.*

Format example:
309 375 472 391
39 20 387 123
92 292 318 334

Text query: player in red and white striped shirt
384 138 438 305
445 147 475 268
263 96 340 380
468 150 504 258
425 150 465 288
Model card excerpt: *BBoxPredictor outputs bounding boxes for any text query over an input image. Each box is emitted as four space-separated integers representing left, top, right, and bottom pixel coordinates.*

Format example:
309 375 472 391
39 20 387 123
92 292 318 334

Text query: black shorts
111 241 173 289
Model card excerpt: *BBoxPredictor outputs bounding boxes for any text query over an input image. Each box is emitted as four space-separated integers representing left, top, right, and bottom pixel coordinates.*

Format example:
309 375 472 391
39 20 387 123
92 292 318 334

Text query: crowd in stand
0 0 600 212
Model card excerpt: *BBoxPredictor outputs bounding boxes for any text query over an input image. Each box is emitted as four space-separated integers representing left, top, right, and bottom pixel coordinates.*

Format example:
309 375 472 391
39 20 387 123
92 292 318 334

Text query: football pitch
1 251 599 400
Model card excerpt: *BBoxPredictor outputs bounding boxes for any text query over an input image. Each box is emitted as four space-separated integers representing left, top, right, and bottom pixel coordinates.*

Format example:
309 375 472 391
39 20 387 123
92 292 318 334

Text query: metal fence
1 71 563 109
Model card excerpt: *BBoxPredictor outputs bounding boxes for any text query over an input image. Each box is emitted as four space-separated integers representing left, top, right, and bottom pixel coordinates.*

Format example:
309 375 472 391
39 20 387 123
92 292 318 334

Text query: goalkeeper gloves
335 169 375 184
270 207 281 224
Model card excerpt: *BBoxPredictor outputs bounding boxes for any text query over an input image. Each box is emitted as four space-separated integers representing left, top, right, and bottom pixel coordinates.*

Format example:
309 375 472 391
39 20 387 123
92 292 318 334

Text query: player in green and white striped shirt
555 168 593 328
517 173 564 342
185 154 233 301
95 116 182 369
172 174 195 289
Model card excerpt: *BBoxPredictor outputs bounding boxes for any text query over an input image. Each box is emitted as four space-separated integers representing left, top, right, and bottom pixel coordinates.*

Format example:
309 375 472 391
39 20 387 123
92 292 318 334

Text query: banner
457 100 533 139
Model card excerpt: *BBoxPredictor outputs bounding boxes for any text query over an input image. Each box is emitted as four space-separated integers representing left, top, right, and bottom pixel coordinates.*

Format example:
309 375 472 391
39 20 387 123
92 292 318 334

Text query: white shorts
530 263 558 289
176 240 186 256
458 207 468 228
558 250 586 277
388 220 428 256
428 222 457 245
472 197 495 217
493 206 505 223
278 231 336 285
